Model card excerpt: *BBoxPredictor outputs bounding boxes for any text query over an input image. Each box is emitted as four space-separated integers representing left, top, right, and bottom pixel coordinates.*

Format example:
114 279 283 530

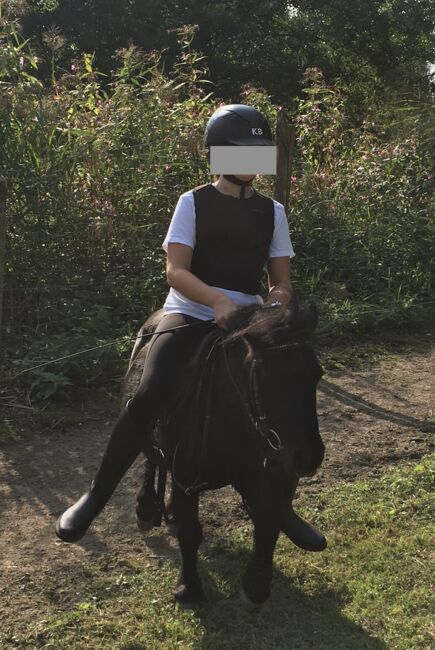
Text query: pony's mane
222 293 301 360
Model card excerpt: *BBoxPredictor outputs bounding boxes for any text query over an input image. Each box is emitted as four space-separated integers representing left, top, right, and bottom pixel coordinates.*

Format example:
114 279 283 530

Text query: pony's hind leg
135 456 160 531
172 486 205 609
238 483 280 607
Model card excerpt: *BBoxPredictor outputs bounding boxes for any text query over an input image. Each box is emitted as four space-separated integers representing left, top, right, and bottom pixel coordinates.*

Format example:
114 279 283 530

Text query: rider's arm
265 200 295 308
266 256 292 307
166 243 237 325
162 192 237 325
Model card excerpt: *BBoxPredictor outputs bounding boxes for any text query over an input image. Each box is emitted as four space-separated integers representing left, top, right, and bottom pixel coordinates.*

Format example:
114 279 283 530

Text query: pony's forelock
223 298 299 357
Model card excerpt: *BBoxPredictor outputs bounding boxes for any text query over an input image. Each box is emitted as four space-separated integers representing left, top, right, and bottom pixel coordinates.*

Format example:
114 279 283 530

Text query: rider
56 104 326 551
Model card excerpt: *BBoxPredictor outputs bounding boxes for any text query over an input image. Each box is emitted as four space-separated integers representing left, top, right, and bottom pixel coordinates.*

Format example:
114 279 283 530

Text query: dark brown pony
121 296 325 607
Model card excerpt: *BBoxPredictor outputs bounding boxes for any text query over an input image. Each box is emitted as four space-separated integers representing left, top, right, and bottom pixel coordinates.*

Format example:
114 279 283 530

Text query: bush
289 67 434 305
1 24 433 400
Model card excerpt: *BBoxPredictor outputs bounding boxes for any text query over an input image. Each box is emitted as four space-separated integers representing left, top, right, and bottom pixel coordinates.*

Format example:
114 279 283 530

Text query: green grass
3 454 433 649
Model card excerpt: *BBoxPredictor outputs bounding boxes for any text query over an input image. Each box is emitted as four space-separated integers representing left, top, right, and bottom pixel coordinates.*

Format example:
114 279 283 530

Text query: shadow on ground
119 541 386 650
319 379 434 432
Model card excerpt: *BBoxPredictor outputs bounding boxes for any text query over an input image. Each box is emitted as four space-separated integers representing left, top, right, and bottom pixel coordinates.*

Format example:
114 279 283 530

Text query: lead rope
7 318 217 380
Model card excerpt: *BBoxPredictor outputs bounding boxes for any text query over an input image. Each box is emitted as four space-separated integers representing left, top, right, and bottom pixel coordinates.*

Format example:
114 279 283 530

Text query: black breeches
127 312 214 429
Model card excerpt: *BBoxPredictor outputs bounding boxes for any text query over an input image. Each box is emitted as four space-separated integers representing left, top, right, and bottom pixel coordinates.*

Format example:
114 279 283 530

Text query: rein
172 337 301 495
222 340 301 454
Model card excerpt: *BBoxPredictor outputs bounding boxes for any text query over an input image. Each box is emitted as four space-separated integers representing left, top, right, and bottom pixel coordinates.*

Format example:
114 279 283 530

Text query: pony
121 294 325 607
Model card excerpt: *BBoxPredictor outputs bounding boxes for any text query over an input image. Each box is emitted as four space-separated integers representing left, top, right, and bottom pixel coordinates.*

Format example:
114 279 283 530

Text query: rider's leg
242 472 327 553
55 312 211 543
279 505 327 551
278 476 327 552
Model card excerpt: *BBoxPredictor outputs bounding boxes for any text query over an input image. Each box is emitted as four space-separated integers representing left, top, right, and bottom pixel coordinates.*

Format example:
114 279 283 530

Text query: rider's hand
212 294 238 330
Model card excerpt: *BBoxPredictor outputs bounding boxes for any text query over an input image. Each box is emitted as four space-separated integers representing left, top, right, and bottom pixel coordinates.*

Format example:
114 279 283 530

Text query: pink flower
71 64 76 71
291 176 297 182
19 56 24 67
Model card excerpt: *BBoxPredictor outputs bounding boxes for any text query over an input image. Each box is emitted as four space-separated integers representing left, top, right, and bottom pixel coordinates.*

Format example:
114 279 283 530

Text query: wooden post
274 107 295 214
0 177 7 338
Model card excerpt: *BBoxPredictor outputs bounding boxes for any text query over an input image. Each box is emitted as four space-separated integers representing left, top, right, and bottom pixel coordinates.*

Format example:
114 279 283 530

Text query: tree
18 0 435 113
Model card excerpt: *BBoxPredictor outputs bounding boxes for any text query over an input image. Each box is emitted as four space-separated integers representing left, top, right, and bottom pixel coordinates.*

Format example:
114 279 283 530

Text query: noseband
222 340 302 455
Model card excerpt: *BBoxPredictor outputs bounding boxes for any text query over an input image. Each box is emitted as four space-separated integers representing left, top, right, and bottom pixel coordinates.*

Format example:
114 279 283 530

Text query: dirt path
0 347 433 643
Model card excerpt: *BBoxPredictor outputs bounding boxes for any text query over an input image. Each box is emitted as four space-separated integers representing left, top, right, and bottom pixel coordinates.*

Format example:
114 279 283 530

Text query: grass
3 454 433 649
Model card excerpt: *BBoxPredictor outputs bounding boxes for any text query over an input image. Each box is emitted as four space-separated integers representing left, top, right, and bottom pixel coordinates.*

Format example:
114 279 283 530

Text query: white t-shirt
162 186 295 320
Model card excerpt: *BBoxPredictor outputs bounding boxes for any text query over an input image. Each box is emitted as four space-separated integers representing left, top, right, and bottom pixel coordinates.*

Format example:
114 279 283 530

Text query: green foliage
17 0 435 107
0 22 433 400
289 67 434 304
6 305 130 405
291 0 435 104
0 23 211 324
27 367 72 401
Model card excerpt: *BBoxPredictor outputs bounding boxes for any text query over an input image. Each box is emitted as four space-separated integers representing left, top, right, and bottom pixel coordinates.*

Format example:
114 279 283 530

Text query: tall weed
0 23 433 400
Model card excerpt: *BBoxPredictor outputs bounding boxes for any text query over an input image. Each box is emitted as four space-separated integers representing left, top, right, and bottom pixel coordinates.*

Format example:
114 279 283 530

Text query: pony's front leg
238 483 280 607
172 485 205 608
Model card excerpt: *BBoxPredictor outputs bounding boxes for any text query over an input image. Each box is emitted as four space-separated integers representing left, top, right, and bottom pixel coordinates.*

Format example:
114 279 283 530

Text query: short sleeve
268 201 296 259
162 191 196 252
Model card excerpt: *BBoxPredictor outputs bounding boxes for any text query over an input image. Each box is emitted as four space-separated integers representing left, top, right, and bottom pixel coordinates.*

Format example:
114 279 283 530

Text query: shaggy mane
222 292 301 361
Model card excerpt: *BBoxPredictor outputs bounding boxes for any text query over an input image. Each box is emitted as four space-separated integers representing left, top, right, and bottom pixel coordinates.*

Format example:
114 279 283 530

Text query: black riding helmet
204 104 275 199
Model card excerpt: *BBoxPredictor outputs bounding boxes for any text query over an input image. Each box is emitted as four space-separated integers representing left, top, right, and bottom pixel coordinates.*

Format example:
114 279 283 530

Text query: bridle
171 335 302 495
221 339 302 455
171 303 307 494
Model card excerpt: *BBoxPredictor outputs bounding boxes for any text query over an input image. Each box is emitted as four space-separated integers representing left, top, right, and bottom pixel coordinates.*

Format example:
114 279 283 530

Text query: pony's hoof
136 515 154 532
239 585 263 611
174 583 205 610
241 567 272 607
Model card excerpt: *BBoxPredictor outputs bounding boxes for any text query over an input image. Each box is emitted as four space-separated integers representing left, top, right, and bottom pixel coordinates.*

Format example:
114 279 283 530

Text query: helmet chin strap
223 174 253 199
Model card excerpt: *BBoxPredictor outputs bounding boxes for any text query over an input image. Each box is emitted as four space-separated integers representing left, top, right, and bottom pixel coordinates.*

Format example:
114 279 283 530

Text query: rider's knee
128 383 166 422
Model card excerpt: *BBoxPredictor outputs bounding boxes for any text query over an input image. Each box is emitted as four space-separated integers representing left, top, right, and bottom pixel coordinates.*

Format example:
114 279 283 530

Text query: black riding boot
55 400 148 543
280 506 327 552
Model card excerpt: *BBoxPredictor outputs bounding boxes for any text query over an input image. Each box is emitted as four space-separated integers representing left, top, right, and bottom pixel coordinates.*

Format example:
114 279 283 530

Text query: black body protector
190 183 275 295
